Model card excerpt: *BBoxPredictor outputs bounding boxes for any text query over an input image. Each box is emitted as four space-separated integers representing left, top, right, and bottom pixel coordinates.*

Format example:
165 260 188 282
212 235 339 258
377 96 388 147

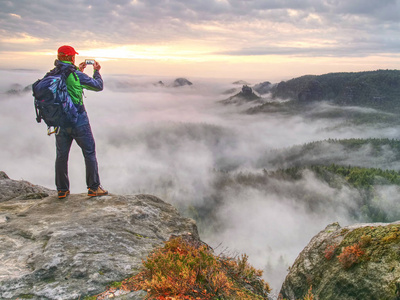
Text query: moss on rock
281 221 400 300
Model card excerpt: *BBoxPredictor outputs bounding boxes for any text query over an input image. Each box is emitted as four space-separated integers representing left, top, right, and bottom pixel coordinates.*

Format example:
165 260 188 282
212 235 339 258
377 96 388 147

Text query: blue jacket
54 60 103 127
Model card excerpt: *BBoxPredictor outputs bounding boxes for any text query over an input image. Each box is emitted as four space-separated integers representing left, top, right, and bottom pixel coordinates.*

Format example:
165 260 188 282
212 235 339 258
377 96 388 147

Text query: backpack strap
60 65 76 80
32 79 42 123
72 72 78 81
35 103 41 123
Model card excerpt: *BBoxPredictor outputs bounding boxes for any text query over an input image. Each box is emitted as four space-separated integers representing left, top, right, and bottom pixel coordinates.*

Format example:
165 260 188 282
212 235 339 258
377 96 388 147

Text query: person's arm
76 61 103 91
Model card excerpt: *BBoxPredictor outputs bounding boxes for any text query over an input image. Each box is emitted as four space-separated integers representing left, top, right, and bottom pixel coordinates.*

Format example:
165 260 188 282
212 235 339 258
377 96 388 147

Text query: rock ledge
0 172 198 299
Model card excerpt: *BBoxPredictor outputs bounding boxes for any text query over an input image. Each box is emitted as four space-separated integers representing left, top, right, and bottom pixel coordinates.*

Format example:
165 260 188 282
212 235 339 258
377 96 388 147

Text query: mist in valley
1 69 400 295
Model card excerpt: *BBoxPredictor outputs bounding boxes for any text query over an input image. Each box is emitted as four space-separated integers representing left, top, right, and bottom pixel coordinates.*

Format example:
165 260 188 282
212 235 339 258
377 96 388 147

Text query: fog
1 69 399 296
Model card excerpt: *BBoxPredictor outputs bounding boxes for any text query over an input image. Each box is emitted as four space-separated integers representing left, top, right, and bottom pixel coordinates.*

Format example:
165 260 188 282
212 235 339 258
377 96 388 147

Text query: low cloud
1 70 399 294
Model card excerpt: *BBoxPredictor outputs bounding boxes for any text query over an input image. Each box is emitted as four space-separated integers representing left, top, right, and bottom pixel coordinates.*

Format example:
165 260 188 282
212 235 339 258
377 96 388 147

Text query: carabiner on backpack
47 126 60 136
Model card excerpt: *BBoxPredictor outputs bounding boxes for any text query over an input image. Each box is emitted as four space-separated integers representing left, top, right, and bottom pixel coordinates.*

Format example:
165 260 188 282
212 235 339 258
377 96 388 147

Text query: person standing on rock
53 45 108 199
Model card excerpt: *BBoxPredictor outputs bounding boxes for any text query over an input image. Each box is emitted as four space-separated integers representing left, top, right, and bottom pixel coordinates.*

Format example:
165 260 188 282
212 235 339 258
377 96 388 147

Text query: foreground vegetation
90 235 271 299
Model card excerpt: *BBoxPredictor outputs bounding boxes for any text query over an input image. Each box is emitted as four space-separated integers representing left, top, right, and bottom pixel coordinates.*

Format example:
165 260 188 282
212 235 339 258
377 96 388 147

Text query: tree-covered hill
256 138 400 171
268 70 400 111
209 164 400 224
188 138 400 234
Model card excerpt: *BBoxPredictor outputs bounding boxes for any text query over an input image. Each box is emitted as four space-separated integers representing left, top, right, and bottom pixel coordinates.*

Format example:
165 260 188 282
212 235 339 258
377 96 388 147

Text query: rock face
280 221 400 300
0 172 198 300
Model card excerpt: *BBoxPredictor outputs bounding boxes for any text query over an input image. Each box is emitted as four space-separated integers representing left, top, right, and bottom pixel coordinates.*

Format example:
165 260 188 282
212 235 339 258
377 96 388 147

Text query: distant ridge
269 69 400 110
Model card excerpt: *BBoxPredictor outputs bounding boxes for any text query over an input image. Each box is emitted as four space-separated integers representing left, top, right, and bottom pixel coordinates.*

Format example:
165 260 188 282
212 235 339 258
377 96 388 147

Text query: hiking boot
88 186 108 197
58 190 70 199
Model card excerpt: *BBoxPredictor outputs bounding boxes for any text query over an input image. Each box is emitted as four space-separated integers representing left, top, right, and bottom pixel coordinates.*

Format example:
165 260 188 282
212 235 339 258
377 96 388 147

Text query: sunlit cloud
0 0 399 79
74 43 228 62
1 33 43 44
9 13 21 19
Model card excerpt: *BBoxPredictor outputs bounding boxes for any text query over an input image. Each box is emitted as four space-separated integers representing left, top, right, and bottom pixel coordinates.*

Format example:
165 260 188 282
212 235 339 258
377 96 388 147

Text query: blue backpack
32 66 78 135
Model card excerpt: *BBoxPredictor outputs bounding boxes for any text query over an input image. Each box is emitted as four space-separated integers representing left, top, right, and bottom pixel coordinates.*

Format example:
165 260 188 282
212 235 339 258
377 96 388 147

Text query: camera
85 59 95 65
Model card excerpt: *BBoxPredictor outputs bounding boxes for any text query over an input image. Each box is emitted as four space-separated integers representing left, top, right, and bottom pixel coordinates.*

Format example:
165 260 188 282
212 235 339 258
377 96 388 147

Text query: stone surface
280 221 400 300
0 172 199 300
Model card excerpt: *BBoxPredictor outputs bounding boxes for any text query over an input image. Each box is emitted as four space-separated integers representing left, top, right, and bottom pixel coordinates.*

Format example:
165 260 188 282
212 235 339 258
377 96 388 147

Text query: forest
270 70 400 111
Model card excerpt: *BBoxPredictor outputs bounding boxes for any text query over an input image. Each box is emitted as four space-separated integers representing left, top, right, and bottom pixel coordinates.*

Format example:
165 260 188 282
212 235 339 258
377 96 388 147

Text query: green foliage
110 281 123 288
267 138 400 169
319 165 400 187
269 164 400 222
211 144 400 224
270 164 400 189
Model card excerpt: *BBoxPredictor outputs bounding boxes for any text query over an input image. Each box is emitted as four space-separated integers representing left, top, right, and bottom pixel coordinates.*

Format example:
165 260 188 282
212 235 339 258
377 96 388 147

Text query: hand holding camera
79 59 101 72
93 61 101 71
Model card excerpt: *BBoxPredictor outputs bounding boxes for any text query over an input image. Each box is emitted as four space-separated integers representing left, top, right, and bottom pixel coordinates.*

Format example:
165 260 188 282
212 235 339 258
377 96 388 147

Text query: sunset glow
0 0 399 80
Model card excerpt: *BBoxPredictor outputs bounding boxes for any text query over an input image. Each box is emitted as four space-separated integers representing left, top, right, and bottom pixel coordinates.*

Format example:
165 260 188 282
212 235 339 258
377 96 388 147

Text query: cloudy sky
1 0 400 80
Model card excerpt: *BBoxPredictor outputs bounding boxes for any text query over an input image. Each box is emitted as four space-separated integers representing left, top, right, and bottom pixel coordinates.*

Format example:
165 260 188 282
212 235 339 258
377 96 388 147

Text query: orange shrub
303 285 315 300
122 235 270 299
324 244 337 260
337 243 365 269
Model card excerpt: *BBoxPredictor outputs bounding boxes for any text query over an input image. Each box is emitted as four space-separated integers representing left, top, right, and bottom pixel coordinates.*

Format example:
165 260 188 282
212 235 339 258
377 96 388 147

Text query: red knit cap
58 45 79 56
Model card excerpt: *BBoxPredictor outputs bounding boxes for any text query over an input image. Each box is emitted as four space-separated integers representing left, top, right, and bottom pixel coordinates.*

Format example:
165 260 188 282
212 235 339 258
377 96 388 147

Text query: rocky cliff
280 221 400 300
0 171 198 300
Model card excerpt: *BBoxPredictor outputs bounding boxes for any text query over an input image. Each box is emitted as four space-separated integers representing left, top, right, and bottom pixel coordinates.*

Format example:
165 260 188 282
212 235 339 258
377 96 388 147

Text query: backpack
32 66 78 135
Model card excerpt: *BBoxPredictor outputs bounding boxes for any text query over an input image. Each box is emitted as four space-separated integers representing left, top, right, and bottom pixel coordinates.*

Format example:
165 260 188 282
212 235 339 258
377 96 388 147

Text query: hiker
53 45 108 199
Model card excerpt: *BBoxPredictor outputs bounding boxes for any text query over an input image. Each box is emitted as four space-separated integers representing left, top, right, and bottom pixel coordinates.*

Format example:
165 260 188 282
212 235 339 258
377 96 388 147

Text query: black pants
55 124 100 191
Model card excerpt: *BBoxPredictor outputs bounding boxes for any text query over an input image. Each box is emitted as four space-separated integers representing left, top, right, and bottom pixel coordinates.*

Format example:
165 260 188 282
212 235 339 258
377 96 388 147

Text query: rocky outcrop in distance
5 83 31 96
232 80 250 85
153 80 165 87
280 221 400 300
220 85 262 105
0 171 198 300
171 77 193 87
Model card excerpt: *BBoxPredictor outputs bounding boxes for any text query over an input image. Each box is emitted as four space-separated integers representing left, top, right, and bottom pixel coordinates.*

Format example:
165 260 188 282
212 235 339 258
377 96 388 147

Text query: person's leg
72 124 101 190
55 129 73 192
